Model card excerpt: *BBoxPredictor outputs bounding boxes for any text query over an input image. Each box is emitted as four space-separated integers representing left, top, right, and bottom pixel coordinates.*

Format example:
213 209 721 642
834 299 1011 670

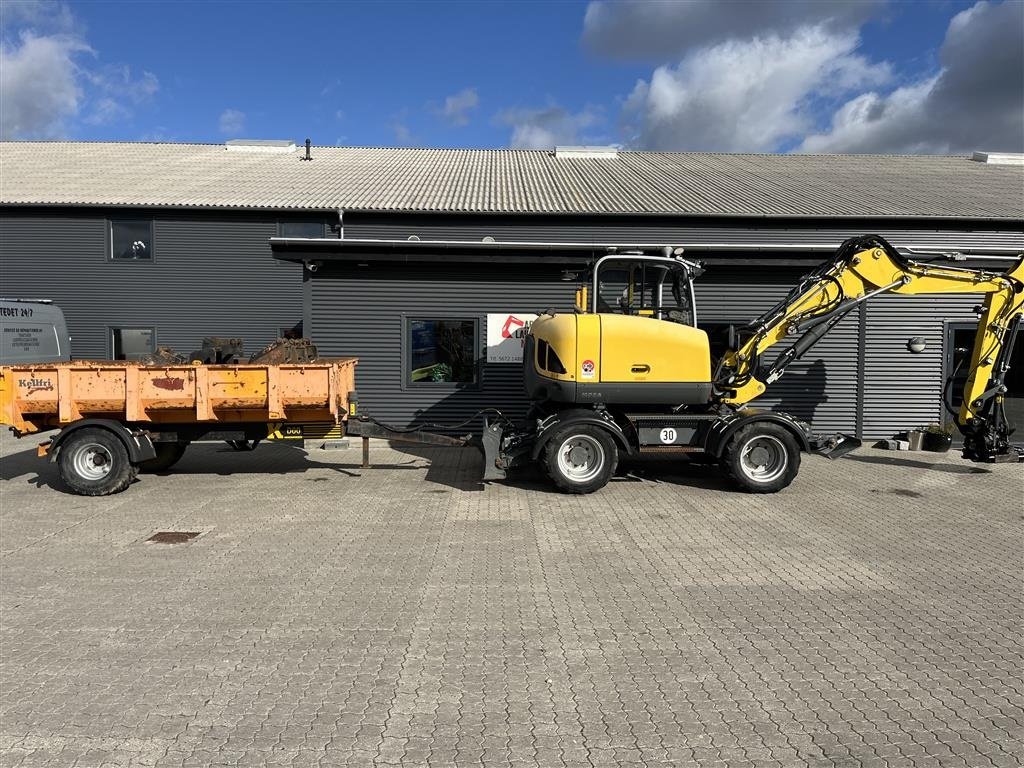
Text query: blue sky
2 0 1021 153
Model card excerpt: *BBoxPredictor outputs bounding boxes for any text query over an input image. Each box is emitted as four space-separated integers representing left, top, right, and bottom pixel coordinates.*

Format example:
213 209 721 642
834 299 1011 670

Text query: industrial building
1 140 1022 439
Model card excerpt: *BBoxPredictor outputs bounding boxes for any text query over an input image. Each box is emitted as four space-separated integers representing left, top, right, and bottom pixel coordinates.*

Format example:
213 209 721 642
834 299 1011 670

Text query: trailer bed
0 359 357 435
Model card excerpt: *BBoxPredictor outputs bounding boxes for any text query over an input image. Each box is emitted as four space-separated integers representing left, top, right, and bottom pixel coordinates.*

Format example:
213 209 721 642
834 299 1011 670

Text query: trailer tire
543 424 618 494
57 427 136 496
137 441 189 473
721 422 800 493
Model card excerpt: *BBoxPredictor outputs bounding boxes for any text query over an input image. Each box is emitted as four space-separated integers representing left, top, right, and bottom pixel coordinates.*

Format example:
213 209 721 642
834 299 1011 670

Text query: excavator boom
716 235 1024 461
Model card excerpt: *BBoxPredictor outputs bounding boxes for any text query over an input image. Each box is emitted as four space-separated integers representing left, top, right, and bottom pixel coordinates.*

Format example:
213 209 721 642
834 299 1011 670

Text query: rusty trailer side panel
0 359 357 435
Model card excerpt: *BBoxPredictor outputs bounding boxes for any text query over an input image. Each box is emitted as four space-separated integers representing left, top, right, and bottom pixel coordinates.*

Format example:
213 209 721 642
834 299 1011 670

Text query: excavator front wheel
543 424 619 494
721 422 801 493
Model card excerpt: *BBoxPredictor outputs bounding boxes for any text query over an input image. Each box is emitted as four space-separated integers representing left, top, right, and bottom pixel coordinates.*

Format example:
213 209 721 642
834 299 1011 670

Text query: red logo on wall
501 315 525 339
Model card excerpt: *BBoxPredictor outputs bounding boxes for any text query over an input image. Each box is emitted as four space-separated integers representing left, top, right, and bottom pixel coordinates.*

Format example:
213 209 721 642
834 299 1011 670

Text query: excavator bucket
811 433 862 460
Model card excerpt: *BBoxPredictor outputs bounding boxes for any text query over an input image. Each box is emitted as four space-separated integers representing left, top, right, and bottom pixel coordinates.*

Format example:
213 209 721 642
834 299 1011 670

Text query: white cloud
83 64 159 125
0 2 159 139
218 108 246 135
498 105 603 149
0 1 76 33
800 1 1024 153
393 122 413 144
0 31 87 137
623 26 890 152
583 0 883 59
437 87 479 126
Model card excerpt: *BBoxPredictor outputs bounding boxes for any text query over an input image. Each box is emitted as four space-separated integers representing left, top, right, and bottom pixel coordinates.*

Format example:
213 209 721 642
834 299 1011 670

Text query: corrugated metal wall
337 214 1023 437
2 207 1020 439
861 294 979 439
696 269 861 434
310 262 861 433
310 263 574 427
0 210 304 359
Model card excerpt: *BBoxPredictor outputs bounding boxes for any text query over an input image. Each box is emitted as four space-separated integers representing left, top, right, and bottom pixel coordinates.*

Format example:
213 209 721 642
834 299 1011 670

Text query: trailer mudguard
705 409 813 458
529 409 634 461
47 419 157 463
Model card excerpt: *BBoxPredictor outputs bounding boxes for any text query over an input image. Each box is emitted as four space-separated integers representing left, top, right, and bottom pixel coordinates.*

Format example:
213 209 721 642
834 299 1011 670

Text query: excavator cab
527 249 713 406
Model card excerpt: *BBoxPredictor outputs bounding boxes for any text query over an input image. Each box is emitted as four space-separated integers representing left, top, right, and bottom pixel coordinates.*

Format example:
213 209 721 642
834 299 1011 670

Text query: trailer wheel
58 428 136 496
543 424 618 494
721 422 800 493
137 441 189 473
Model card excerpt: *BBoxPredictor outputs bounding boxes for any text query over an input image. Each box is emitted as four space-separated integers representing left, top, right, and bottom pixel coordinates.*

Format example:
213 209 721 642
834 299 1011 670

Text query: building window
278 221 325 239
406 318 478 385
280 322 303 339
111 327 155 360
110 220 153 260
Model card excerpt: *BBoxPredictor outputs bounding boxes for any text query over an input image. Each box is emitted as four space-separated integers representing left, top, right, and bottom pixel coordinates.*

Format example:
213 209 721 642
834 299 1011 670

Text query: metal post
362 436 370 469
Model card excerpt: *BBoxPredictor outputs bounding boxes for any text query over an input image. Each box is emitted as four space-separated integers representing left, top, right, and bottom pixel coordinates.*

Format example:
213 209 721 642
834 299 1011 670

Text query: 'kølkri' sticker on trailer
581 359 595 379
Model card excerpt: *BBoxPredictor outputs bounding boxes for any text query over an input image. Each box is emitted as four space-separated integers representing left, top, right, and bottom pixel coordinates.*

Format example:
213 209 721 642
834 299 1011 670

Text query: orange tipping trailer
0 359 357 495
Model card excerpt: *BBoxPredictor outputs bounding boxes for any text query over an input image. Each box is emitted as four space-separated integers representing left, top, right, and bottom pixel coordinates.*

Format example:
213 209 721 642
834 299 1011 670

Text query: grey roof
1 141 1022 220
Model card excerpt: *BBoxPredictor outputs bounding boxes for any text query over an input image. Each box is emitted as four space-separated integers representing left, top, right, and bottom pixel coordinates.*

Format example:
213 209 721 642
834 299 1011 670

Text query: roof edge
2 200 1022 224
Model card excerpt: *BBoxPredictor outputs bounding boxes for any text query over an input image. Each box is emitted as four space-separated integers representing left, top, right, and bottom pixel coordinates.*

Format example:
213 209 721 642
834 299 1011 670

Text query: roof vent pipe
301 138 312 161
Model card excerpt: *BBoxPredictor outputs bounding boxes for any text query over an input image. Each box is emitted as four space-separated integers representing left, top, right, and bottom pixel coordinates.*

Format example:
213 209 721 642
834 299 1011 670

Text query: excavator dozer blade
481 419 507 481
812 434 862 460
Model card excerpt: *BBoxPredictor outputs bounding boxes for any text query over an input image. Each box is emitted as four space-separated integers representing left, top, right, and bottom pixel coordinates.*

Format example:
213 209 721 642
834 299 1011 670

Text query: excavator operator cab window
593 256 696 326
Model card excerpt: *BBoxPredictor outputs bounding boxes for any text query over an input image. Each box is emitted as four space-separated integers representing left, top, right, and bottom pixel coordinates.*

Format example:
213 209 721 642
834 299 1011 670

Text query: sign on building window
486 313 538 363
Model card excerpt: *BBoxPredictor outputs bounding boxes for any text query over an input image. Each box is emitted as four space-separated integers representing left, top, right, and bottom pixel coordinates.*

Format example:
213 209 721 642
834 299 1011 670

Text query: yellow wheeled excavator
481 235 1024 493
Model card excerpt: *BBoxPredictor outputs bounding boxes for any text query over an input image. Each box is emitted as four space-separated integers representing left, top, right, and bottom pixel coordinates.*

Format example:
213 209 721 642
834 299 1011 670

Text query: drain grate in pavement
147 531 201 544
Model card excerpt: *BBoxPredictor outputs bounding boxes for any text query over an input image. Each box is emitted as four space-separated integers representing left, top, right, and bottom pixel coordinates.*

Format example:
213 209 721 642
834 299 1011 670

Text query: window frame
108 218 155 262
109 325 157 361
400 314 481 391
277 220 327 239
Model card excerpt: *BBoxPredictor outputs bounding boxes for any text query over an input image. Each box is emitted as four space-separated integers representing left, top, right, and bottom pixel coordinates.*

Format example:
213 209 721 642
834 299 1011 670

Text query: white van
0 299 72 364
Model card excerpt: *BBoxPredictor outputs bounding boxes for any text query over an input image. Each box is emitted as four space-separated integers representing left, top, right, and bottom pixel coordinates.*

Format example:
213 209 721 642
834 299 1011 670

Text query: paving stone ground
1 432 1022 768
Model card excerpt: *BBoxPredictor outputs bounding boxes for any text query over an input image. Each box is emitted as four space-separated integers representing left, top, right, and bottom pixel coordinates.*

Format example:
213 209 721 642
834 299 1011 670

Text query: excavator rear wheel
721 422 800 493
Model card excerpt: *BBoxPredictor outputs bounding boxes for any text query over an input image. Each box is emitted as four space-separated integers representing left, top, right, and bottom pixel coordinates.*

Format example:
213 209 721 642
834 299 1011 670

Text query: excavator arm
715 235 1024 461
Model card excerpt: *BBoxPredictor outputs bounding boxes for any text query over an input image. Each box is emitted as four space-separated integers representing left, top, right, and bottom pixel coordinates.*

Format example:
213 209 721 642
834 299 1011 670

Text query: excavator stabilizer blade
812 434 862 460
481 419 508 481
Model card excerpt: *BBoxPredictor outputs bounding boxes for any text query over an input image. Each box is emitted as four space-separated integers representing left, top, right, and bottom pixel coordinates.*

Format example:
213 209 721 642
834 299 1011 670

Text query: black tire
721 422 801 493
57 427 136 496
543 423 619 494
137 441 188 473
